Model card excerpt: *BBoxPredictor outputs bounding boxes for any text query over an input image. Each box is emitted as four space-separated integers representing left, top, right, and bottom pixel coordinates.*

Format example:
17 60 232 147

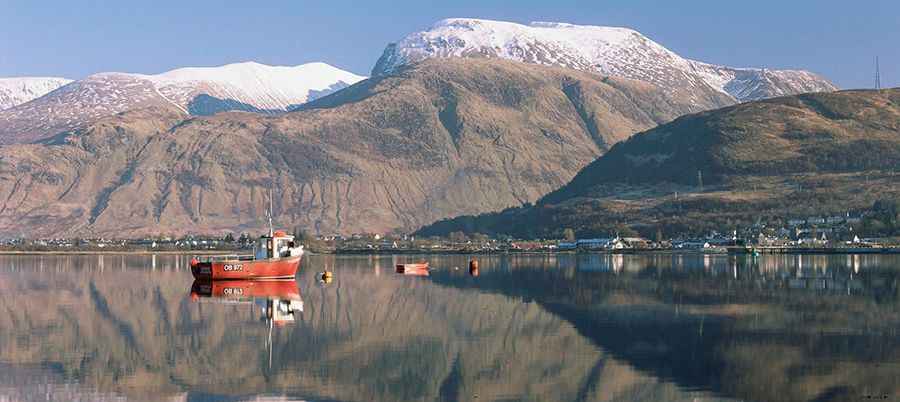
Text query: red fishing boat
191 230 304 280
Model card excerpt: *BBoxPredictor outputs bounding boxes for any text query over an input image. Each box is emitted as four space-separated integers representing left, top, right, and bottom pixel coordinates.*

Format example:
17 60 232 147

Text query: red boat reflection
190 279 301 300
396 262 430 276
190 279 303 324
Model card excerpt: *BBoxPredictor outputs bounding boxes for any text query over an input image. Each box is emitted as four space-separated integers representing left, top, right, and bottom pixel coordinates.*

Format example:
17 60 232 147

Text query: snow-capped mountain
0 77 72 110
372 19 837 103
147 61 366 113
0 62 366 144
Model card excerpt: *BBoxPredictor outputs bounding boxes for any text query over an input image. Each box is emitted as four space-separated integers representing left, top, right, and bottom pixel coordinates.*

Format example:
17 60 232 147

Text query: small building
826 216 845 224
511 241 544 251
379 241 399 249
576 237 624 250
678 241 711 250
621 237 651 249
796 237 826 246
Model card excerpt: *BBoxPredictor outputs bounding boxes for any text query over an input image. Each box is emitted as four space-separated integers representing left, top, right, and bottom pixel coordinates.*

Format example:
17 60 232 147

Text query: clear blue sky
1 0 897 89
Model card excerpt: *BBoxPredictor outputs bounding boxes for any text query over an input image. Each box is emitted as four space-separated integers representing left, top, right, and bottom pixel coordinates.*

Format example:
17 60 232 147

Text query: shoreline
331 248 900 256
0 250 241 256
0 248 896 256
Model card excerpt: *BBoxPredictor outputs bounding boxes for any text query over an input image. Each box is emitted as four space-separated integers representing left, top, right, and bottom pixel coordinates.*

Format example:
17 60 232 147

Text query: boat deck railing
196 254 255 262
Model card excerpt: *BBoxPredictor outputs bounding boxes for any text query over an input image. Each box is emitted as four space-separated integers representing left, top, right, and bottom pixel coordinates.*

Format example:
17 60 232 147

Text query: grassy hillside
418 89 900 238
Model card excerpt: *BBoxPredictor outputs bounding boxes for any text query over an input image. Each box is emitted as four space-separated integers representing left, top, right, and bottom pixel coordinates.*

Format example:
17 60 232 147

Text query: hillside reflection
428 253 900 402
0 254 897 401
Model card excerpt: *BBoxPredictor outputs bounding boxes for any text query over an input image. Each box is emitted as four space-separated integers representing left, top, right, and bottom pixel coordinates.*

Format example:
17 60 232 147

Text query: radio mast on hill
875 56 881 90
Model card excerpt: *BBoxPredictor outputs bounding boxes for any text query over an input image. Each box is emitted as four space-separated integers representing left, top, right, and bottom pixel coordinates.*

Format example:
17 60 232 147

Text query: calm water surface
0 253 898 402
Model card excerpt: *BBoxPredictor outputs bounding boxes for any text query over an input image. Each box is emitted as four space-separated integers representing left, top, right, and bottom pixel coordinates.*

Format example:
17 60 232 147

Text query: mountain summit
0 62 365 144
373 18 837 103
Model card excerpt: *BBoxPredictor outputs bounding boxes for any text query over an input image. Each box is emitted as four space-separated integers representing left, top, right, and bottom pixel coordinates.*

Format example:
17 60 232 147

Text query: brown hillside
0 58 727 237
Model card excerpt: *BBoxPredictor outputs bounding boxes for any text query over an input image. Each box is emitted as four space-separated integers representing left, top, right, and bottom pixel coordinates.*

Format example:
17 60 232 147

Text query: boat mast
267 188 274 237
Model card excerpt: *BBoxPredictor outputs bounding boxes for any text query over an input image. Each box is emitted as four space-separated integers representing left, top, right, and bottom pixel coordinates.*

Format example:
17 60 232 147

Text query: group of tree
854 199 900 237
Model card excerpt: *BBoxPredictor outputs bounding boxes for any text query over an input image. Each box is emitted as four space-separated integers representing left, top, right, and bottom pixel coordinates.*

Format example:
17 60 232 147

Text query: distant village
2 209 898 254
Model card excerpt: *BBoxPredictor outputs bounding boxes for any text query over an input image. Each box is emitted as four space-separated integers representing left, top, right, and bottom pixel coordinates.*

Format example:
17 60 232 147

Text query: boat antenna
267 187 274 237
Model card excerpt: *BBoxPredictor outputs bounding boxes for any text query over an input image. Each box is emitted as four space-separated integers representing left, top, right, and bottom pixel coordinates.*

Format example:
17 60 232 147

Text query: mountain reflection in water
0 253 897 402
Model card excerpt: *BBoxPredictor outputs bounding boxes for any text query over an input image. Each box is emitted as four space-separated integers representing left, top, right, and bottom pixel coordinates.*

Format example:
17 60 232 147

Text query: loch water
0 253 897 402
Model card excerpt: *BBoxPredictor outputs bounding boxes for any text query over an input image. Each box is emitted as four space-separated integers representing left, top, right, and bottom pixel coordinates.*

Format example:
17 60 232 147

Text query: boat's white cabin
254 231 304 260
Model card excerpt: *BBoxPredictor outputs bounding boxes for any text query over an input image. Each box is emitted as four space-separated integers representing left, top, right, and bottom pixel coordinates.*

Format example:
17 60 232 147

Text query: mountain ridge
0 62 365 144
373 18 837 103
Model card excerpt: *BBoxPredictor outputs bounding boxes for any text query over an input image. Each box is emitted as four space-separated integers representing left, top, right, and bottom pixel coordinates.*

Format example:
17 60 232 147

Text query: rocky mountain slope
0 77 71 110
418 88 900 238
0 58 727 237
373 19 837 104
0 62 364 144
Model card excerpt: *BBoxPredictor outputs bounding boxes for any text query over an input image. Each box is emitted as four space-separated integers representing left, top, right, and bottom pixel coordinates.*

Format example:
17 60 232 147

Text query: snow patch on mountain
0 77 72 110
373 18 837 102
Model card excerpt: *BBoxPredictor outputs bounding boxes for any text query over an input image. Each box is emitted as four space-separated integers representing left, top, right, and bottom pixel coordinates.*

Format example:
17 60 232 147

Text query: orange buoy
469 258 479 277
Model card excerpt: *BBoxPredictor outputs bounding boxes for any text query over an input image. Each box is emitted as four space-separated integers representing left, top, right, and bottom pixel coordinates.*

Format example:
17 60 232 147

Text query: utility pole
875 56 881 90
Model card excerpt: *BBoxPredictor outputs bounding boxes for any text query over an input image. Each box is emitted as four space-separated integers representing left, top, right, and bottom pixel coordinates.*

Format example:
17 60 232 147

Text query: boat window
255 238 269 260
275 238 289 257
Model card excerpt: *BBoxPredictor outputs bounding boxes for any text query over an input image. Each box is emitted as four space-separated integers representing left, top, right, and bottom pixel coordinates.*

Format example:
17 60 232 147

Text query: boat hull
191 255 302 280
